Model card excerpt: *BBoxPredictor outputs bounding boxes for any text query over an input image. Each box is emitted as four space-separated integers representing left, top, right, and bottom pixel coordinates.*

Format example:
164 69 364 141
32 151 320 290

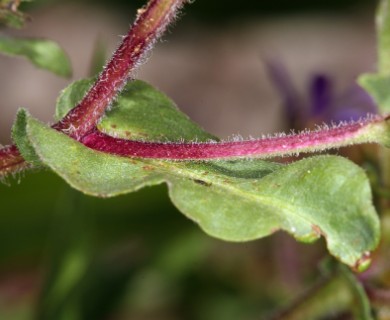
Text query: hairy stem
52 0 186 140
0 145 29 177
81 116 389 160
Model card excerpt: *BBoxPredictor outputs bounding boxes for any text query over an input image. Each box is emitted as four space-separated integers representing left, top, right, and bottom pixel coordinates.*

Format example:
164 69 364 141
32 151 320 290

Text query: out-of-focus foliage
0 0 31 28
0 37 72 77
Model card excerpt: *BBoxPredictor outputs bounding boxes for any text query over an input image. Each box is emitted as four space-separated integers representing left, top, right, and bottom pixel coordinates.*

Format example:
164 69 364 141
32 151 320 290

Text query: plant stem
270 275 352 320
52 0 186 140
0 145 29 177
270 266 374 320
1 114 389 177
81 116 389 160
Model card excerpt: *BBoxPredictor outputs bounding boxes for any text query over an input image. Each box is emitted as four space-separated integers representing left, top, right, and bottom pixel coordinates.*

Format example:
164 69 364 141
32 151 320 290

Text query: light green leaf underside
22 78 380 268
0 36 72 77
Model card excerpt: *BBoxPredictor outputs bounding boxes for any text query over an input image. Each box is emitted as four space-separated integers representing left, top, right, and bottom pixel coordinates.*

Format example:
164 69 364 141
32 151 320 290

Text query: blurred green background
0 0 377 319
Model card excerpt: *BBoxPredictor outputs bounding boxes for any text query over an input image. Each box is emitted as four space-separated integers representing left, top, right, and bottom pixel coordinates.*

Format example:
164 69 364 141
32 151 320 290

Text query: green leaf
19 79 380 268
0 0 30 28
26 117 166 196
0 36 72 77
0 8 25 28
169 157 379 264
359 0 390 114
377 0 390 74
11 108 41 165
358 73 390 113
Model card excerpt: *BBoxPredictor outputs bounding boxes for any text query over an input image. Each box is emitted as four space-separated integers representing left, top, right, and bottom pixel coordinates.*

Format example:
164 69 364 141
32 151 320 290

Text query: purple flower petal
309 74 333 117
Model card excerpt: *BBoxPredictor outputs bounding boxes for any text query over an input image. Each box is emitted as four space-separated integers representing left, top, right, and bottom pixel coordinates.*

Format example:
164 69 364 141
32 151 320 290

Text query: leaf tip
353 252 372 273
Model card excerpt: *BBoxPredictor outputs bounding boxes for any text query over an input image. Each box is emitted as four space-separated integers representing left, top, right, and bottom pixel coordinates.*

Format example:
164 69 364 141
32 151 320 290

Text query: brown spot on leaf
193 179 212 187
111 124 117 129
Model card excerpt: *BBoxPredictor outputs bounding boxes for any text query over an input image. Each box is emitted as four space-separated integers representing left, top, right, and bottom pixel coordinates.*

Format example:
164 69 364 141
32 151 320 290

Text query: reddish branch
0 0 186 177
81 118 380 160
52 0 186 140
0 145 29 176
0 0 386 177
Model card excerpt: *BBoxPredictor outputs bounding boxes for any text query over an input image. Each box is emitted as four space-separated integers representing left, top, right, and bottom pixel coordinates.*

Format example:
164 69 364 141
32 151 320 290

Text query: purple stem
81 117 383 160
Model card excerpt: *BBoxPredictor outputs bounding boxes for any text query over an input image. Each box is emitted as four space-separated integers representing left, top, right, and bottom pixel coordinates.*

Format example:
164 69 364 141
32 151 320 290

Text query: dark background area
24 0 375 21
86 0 375 18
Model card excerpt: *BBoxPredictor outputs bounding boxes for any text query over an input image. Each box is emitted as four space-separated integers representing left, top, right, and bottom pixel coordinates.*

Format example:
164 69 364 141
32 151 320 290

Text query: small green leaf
99 80 216 142
55 79 92 121
358 73 390 113
377 0 390 74
0 0 30 28
21 79 380 268
0 36 72 77
359 0 390 114
11 108 41 165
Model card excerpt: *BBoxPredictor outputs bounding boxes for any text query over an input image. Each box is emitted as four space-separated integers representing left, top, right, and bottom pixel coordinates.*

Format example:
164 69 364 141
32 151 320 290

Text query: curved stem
81 116 388 160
